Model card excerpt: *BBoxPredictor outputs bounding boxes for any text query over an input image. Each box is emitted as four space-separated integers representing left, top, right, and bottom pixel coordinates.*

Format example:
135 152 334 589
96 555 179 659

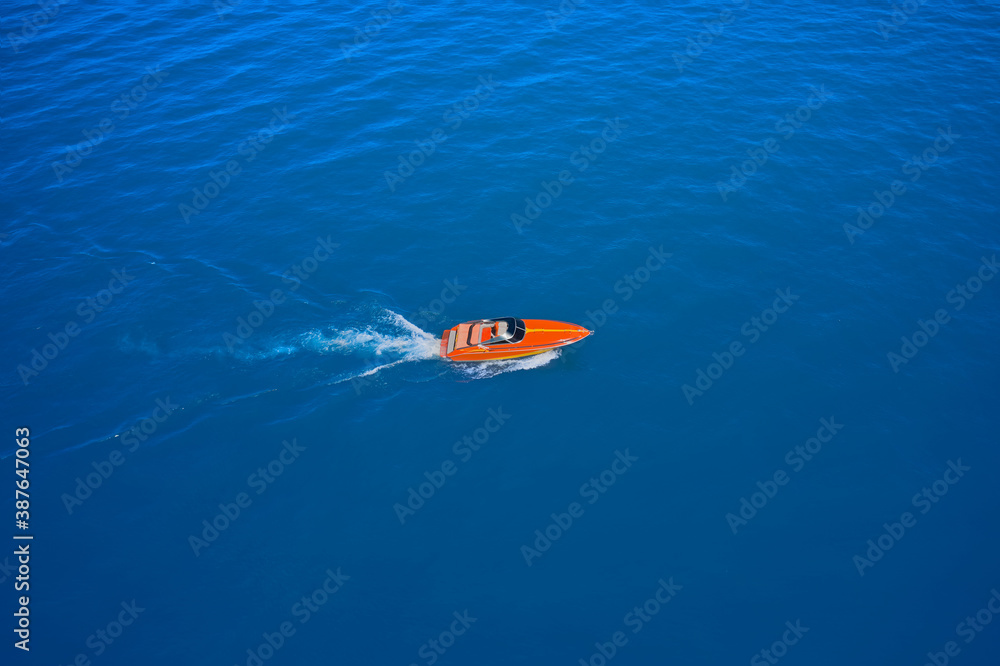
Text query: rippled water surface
2 1 999 664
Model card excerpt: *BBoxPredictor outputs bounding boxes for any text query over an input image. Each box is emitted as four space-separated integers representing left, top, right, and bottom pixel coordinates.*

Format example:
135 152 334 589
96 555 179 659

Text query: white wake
454 349 561 380
301 310 439 361
300 310 439 385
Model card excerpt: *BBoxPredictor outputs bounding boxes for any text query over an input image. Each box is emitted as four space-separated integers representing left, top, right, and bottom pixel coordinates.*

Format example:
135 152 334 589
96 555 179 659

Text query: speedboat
439 317 593 362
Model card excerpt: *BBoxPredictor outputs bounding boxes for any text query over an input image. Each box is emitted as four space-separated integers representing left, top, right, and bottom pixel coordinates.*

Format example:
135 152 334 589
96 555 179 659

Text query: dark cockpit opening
481 317 526 345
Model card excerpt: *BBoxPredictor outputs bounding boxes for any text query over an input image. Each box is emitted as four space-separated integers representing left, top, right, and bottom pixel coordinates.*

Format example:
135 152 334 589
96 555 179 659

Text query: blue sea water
2 0 999 664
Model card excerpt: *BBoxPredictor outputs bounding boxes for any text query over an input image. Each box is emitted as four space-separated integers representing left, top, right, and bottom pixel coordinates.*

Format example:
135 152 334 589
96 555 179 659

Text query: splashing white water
454 349 561 380
298 310 441 386
300 310 439 361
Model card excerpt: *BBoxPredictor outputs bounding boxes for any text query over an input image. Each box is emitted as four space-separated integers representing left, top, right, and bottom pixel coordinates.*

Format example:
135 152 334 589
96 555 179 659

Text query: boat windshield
482 317 525 344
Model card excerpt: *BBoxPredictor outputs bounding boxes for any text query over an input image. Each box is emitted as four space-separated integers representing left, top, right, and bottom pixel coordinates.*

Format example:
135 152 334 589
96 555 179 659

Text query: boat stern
439 327 457 359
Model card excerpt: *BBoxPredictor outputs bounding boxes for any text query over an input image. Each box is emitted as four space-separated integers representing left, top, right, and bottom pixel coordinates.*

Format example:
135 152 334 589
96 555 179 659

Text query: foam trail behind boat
302 311 436 357
301 309 440 385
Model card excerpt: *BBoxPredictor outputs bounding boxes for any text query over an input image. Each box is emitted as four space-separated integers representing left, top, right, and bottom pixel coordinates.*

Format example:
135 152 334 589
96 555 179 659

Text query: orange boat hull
439 318 592 362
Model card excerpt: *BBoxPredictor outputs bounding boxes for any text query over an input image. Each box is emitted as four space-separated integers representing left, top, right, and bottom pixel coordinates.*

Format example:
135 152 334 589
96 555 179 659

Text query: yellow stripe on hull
448 349 550 362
